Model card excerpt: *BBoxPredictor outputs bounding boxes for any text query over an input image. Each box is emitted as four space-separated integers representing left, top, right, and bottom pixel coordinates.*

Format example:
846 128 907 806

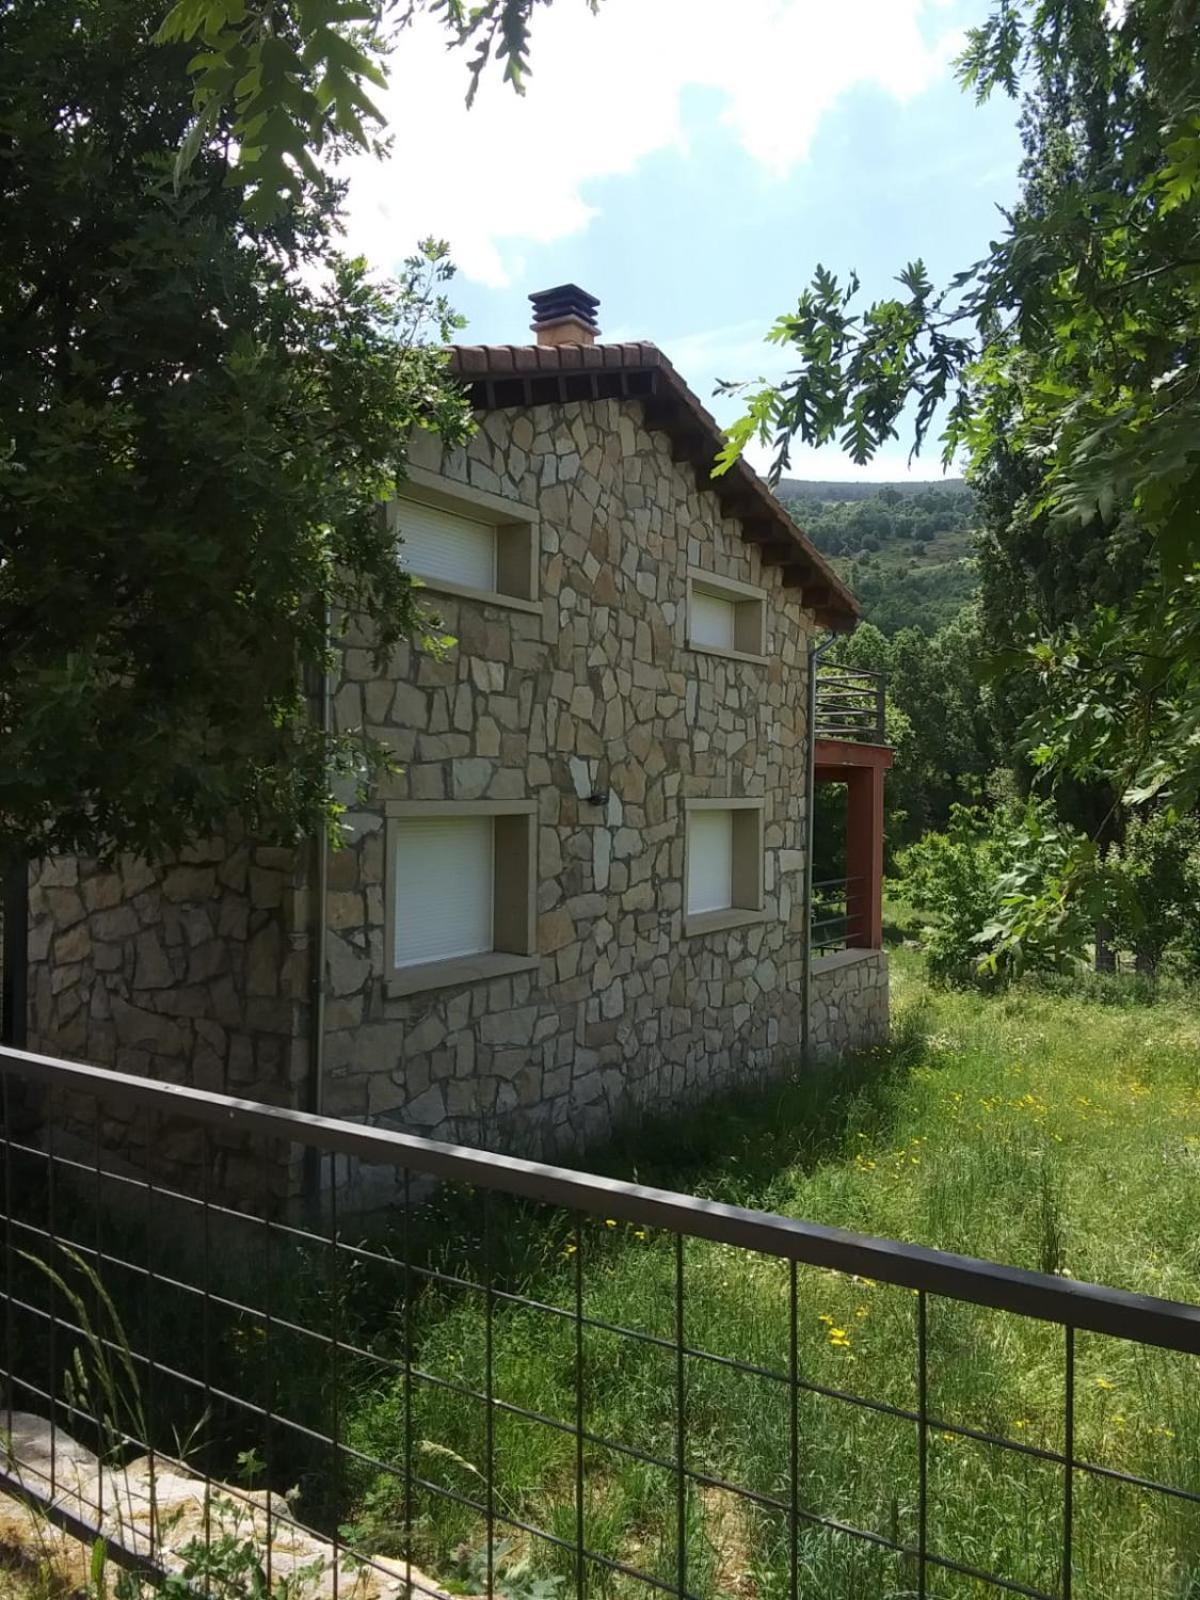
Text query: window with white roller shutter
684 800 766 934
384 801 538 996
392 815 493 968
389 472 539 608
686 569 767 659
689 589 737 652
686 808 734 915
396 498 497 594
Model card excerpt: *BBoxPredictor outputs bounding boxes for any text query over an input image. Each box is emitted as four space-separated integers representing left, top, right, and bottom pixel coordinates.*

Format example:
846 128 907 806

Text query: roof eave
446 342 860 630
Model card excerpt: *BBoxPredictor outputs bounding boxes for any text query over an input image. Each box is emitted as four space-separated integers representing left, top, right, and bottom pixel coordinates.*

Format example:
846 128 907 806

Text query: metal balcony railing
811 875 867 953
814 665 886 744
2 1043 1200 1600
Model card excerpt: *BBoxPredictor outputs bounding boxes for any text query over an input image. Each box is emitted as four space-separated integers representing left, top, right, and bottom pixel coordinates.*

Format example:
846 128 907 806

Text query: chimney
529 283 601 347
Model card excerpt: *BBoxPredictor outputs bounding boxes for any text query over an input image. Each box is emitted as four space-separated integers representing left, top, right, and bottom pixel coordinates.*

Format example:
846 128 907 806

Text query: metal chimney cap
528 284 601 330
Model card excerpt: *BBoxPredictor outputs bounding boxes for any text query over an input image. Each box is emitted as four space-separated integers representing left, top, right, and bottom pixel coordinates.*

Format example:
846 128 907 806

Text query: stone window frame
384 799 539 997
685 567 768 664
682 797 767 938
391 465 542 616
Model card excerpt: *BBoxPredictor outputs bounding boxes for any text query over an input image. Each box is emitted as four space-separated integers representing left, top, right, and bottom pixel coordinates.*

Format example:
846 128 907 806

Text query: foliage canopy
0 0 471 863
159 0 599 219
728 0 1200 815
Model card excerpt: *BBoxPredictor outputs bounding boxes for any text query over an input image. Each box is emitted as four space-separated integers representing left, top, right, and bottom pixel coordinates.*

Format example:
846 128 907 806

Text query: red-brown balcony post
845 763 885 949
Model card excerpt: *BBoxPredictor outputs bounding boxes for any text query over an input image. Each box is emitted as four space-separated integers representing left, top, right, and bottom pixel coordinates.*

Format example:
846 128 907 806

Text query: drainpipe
302 610 331 1204
801 631 837 1069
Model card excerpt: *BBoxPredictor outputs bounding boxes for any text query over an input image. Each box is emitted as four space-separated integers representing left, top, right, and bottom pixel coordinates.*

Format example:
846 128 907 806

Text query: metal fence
2 1042 1200 1600
814 666 886 744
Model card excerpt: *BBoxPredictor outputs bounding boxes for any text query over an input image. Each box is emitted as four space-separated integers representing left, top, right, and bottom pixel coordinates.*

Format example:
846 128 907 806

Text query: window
393 815 493 967
684 800 765 936
392 466 539 612
687 808 734 914
686 569 767 661
690 589 737 653
397 500 497 594
385 801 538 995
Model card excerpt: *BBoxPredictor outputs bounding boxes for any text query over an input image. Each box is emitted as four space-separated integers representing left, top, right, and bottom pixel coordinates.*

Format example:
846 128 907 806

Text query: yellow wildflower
1095 1376 1115 1392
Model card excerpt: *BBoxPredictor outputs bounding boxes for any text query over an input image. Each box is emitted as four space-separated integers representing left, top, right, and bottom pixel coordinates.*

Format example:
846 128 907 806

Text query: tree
1108 809 1200 975
723 0 1200 815
834 610 997 854
0 0 472 865
901 798 1105 985
160 0 599 219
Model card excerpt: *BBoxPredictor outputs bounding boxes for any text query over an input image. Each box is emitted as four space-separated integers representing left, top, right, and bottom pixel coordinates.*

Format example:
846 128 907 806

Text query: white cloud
343 0 962 286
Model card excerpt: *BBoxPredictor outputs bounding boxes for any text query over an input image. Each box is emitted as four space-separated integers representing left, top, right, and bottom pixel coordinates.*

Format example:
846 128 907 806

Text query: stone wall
809 950 889 1060
25 833 311 1204
321 398 829 1165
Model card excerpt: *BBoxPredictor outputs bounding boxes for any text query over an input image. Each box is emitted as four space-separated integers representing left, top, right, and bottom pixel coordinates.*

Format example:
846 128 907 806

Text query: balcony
810 873 868 954
814 664 886 745
812 663 893 952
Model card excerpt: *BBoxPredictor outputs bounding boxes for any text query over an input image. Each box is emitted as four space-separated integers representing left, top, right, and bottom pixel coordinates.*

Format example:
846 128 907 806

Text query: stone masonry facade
24 385 890 1197
26 834 312 1203
809 950 889 1061
317 400 885 1163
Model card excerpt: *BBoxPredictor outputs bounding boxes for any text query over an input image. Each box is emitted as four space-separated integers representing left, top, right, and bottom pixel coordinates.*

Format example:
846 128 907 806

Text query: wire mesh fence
2 1042 1200 1599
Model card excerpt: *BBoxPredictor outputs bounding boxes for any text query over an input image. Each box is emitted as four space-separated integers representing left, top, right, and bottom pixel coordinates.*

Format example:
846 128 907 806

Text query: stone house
22 285 892 1201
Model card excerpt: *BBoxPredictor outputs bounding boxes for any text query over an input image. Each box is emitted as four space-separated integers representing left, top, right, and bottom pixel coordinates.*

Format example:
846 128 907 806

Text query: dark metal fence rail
1 1043 1200 1600
815 666 886 744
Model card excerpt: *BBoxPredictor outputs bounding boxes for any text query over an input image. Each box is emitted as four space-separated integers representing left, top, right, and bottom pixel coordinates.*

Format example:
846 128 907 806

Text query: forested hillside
779 480 977 635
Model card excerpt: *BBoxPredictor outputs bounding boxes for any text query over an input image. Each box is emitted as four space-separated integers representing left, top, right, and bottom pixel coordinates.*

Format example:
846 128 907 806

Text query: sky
342 0 1024 483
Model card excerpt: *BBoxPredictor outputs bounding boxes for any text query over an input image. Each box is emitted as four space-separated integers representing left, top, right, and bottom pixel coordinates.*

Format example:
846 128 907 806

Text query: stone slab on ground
0 1413 454 1599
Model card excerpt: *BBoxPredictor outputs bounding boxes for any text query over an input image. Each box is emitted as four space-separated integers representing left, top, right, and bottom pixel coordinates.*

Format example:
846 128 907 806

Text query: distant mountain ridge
776 476 970 503
777 479 977 635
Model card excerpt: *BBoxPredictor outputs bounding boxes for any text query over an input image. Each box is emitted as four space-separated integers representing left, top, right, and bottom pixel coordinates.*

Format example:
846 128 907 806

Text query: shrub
897 804 1017 985
898 800 1098 985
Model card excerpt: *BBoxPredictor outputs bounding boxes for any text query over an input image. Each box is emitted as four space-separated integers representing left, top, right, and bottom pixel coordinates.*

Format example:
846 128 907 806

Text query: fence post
1 858 27 1050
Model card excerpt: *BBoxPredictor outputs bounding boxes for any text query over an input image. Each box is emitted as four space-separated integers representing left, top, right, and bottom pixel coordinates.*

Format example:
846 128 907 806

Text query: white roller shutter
396 498 497 592
687 810 734 915
690 588 737 651
393 815 494 968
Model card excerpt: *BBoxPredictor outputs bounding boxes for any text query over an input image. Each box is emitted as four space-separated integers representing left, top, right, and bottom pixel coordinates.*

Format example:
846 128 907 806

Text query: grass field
342 949 1200 1599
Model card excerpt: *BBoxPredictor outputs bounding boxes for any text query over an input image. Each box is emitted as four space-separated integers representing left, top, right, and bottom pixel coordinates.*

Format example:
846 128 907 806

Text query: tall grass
11 949 1200 1597
343 951 1200 1599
